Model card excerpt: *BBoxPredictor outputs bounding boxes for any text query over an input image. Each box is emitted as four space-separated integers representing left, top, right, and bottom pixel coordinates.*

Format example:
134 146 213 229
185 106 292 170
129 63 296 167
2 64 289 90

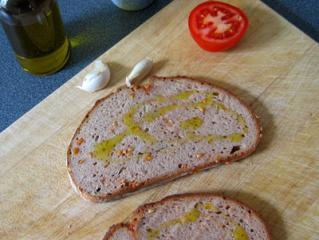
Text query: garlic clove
77 60 111 93
81 72 106 92
94 60 109 73
126 58 153 88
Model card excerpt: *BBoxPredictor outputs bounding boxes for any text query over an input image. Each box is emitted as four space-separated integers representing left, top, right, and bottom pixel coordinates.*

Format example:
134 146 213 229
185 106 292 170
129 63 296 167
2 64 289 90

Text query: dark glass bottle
0 0 70 75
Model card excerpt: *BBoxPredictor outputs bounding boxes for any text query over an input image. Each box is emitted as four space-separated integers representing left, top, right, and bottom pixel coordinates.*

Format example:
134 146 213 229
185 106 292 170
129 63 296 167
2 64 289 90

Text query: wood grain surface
0 0 318 239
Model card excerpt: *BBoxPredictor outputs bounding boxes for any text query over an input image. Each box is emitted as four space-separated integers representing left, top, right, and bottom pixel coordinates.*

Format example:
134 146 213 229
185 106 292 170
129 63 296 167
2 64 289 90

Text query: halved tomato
188 1 249 51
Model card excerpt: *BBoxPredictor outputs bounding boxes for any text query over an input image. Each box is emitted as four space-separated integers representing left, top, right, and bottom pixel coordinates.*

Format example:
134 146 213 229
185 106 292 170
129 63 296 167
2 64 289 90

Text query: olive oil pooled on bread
0 0 70 75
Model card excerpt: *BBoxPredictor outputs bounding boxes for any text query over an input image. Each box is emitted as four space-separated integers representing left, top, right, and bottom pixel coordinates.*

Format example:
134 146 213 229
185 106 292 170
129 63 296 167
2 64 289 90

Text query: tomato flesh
188 1 249 51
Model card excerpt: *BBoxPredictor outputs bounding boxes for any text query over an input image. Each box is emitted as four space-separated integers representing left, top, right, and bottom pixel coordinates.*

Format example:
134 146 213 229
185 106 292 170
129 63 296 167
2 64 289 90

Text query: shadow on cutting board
213 190 287 240
104 59 168 87
190 76 275 157
105 61 131 87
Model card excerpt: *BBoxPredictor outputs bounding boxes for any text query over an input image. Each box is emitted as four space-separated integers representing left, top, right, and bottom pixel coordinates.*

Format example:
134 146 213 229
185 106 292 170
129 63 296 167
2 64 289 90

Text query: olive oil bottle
0 0 70 75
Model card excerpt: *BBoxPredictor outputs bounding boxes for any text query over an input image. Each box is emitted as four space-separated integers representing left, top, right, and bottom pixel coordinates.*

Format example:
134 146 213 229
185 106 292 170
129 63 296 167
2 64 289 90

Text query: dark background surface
262 0 319 43
0 0 318 132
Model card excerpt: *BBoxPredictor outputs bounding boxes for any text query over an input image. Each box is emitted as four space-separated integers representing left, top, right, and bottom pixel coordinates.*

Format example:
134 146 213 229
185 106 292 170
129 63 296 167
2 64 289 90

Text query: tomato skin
188 1 249 52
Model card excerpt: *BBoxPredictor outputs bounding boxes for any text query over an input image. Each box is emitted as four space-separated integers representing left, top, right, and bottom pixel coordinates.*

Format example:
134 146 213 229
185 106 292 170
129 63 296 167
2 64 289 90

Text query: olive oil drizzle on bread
145 202 249 240
93 90 248 164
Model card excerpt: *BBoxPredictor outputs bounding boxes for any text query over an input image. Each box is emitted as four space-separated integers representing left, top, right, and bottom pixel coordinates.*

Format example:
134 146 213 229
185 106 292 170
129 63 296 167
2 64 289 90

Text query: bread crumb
144 152 153 161
78 159 85 164
197 107 206 113
178 163 188 169
163 117 174 127
127 147 134 154
76 137 85 145
110 121 119 133
130 86 138 98
214 156 222 163
147 209 155 214
73 147 79 155
196 153 205 159
117 147 134 157
116 150 123 157
142 83 152 94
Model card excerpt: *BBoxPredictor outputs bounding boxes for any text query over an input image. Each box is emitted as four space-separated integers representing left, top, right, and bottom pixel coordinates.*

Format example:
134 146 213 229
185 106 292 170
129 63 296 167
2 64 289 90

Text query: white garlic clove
94 60 109 73
126 58 153 88
77 60 111 93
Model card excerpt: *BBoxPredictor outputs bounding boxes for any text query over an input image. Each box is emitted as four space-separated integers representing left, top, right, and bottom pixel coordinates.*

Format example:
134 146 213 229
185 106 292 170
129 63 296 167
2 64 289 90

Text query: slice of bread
103 193 271 240
103 223 135 240
67 76 261 202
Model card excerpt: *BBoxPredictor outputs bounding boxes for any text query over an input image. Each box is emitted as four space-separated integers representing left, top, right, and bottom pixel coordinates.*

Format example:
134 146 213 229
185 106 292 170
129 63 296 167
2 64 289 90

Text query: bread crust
103 193 271 240
67 76 262 203
102 223 136 240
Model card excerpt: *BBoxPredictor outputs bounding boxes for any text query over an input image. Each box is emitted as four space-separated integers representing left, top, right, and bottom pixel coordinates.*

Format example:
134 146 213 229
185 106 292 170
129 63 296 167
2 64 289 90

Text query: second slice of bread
103 193 271 240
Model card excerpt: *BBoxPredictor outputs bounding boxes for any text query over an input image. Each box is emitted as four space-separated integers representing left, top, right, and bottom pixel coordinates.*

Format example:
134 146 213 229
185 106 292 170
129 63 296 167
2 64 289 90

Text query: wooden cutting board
0 0 318 239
